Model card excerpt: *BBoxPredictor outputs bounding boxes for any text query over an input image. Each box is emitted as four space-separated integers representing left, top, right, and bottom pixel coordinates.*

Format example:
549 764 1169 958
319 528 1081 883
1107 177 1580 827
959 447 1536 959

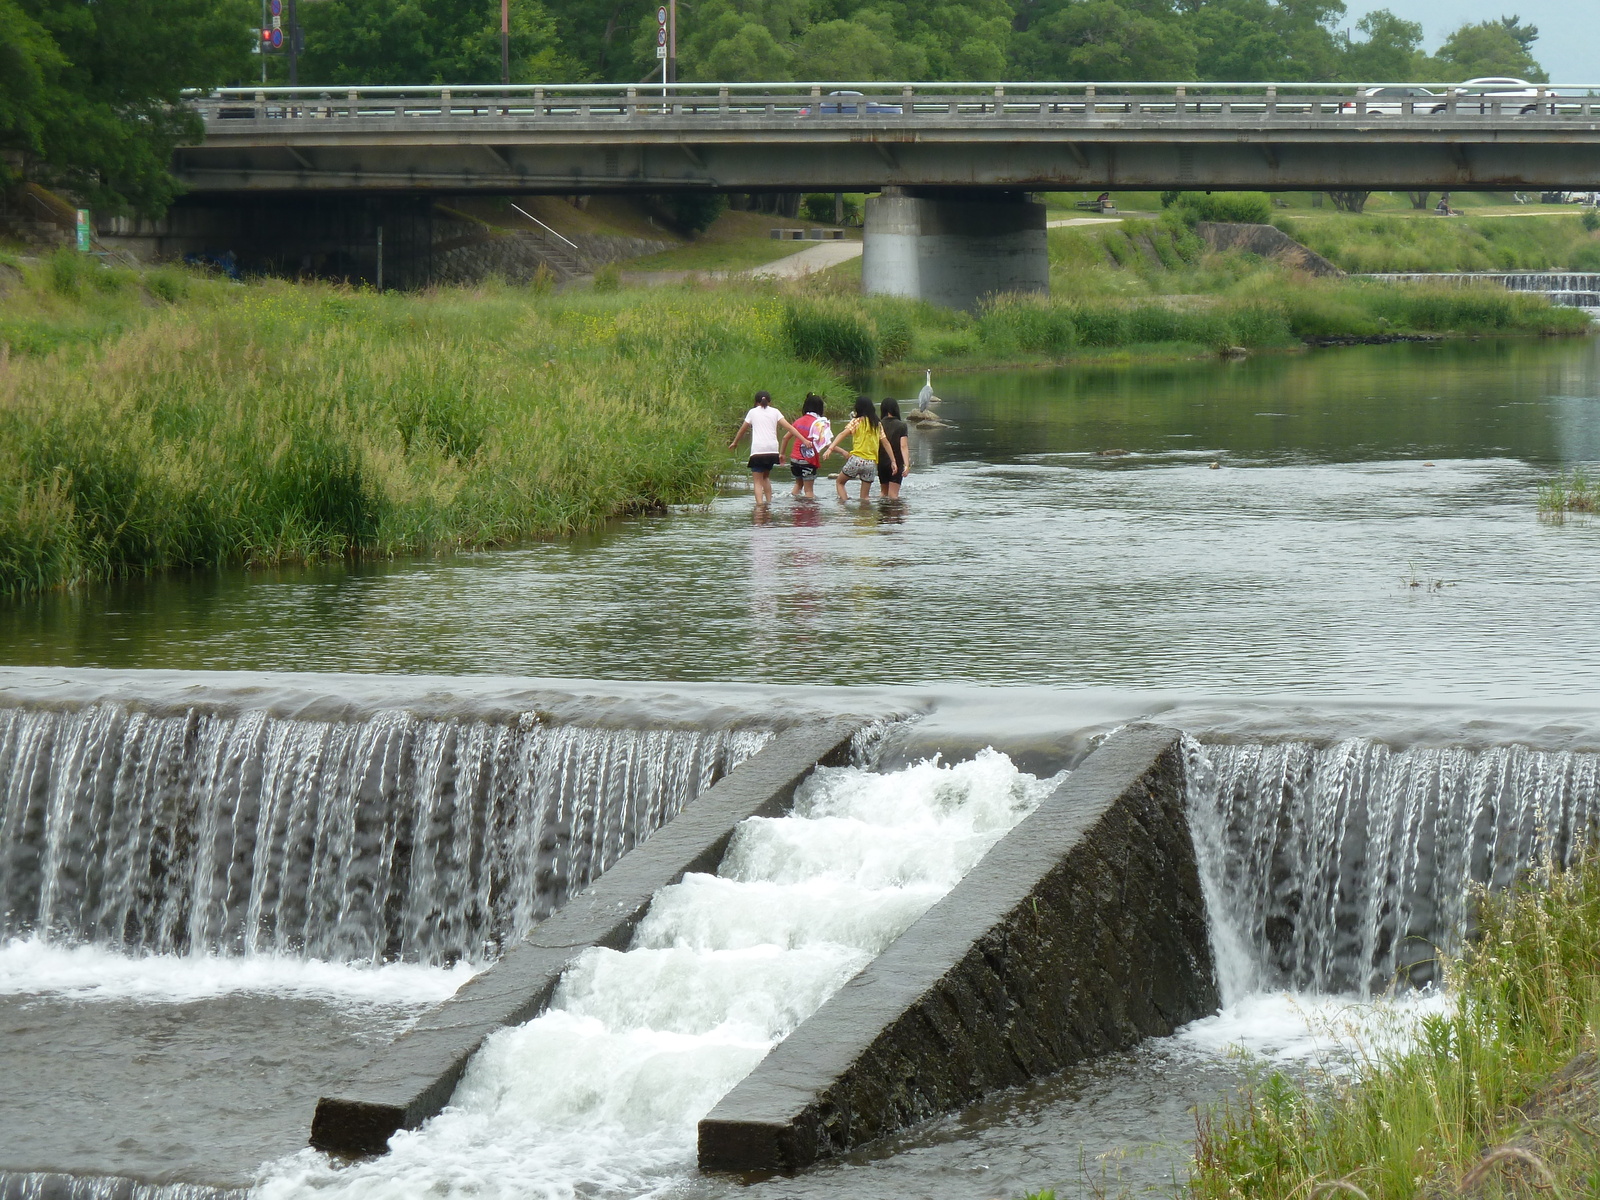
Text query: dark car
799 90 902 116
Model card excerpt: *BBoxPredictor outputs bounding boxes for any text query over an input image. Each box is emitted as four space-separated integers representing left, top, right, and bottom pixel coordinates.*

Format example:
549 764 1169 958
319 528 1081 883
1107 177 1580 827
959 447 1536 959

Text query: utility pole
287 0 300 84
500 0 510 84
667 0 676 84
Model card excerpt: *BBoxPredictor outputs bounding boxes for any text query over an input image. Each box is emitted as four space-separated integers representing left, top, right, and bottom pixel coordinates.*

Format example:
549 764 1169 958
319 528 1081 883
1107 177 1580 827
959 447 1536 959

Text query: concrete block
697 724 1218 1172
309 719 862 1156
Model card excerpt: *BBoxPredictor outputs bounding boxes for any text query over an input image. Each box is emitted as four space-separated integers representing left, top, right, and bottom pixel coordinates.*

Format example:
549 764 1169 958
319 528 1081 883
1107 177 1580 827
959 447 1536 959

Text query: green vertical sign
75 209 91 252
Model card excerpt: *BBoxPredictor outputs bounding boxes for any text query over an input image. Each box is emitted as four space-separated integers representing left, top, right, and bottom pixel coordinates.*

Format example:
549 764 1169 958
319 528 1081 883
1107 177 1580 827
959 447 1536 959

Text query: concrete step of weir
309 718 865 1157
698 724 1219 1173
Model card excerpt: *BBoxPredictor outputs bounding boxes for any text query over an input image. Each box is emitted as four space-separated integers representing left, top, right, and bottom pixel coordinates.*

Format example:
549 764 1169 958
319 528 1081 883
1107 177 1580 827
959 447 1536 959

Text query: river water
5 337 1600 1199
5 339 1600 702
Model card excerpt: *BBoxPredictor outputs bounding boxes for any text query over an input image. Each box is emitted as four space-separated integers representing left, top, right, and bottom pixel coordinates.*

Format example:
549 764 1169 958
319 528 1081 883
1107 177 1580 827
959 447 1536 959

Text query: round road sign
269 27 283 47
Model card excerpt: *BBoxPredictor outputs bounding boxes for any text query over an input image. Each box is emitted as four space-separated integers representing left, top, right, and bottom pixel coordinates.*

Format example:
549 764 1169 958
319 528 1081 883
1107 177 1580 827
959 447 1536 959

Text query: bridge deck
179 83 1600 192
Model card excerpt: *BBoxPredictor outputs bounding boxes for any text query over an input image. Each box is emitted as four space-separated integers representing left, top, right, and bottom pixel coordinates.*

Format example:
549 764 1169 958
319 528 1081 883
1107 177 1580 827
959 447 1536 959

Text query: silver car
1340 85 1441 116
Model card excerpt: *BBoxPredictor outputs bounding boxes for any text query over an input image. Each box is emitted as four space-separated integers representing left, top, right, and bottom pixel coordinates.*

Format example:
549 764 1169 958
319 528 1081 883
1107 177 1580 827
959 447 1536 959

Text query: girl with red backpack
784 393 832 499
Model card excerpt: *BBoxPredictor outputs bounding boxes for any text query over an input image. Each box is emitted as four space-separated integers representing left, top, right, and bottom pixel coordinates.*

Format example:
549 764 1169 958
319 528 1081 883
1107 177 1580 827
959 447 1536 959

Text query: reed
0 275 836 596
1191 855 1600 1198
1538 471 1600 518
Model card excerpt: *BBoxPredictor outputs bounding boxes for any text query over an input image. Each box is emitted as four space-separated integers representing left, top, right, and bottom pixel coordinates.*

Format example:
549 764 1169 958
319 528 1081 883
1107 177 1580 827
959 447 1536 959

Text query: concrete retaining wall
698 724 1217 1172
310 719 862 1156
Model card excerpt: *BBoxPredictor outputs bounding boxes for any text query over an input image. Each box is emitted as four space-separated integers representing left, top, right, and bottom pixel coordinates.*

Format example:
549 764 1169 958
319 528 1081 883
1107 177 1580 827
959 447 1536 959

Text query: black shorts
790 460 818 480
877 462 905 486
748 454 781 474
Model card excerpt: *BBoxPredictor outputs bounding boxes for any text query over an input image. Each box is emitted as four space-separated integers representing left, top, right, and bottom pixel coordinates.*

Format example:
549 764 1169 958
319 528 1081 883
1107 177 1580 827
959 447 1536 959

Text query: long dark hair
803 393 825 415
853 394 878 428
880 397 901 420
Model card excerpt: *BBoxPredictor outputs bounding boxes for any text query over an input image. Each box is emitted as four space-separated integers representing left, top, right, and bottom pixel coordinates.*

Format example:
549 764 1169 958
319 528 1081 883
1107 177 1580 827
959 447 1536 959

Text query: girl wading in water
827 395 894 502
783 393 832 500
728 391 801 507
877 398 911 499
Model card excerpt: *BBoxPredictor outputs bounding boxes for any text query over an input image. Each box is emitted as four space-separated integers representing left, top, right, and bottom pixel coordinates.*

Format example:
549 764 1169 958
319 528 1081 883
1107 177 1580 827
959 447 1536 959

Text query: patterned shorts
840 456 877 483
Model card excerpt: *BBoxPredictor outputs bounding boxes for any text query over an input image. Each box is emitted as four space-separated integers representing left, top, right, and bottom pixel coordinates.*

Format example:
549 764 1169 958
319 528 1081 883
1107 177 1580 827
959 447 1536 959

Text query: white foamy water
1174 989 1453 1070
258 749 1059 1200
0 937 477 1007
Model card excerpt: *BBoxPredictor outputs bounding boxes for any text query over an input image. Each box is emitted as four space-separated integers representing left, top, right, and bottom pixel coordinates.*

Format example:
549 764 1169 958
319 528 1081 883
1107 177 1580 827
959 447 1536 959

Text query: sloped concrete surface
698 724 1217 1172
310 719 863 1156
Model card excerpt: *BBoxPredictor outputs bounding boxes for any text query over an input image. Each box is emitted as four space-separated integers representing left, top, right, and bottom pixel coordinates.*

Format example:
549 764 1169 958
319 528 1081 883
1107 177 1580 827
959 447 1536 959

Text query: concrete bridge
173 80 1600 308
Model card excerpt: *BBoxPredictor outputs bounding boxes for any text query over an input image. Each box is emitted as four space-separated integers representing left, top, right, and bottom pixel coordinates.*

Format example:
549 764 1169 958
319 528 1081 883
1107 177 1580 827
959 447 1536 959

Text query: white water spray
258 749 1060 1200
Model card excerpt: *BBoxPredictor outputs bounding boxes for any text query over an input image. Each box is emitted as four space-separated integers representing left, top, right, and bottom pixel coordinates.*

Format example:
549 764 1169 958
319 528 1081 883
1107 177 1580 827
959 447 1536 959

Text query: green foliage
2 0 253 215
0 279 838 596
658 191 729 235
782 296 879 369
1431 16 1547 82
1166 192 1275 227
592 263 621 292
801 193 861 225
1583 209 1600 234
1295 213 1598 273
298 0 577 84
1194 855 1600 1198
1539 470 1599 517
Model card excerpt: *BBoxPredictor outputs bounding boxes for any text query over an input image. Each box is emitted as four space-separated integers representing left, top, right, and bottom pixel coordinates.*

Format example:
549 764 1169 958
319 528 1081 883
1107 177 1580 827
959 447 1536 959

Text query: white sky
1340 0 1596 83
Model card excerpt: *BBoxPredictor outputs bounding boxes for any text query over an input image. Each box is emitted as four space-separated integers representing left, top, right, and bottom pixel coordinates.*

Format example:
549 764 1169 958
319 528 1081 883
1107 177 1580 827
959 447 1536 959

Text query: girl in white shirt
727 391 800 507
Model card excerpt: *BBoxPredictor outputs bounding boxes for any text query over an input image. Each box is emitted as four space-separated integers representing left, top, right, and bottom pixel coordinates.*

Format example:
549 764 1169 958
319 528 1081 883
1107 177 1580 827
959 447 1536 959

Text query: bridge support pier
862 188 1048 311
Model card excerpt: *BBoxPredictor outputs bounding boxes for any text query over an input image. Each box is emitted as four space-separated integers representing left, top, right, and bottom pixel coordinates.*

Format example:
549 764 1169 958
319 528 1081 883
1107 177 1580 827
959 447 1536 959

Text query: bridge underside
178 123 1600 194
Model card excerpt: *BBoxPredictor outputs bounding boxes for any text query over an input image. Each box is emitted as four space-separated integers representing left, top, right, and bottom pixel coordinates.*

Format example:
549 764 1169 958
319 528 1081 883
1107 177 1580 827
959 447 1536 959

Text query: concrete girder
175 135 1600 193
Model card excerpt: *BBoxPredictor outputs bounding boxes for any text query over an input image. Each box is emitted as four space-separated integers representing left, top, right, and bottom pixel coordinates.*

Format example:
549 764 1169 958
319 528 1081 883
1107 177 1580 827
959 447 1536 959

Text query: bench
1074 199 1117 213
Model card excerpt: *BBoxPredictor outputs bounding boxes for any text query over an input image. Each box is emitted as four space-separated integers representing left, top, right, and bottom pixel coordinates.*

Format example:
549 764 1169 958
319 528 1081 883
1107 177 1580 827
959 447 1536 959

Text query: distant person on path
877 398 910 499
784 393 832 499
826 395 893 501
1436 192 1458 216
728 391 800 507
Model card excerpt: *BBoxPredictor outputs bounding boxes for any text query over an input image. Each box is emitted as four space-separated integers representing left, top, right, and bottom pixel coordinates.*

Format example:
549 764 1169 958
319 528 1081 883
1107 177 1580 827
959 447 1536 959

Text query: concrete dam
3 672 1600 1199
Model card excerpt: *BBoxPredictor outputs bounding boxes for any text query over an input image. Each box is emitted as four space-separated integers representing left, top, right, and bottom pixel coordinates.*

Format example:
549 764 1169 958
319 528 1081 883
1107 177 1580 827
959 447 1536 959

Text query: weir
0 701 771 965
698 724 1214 1171
308 719 863 1155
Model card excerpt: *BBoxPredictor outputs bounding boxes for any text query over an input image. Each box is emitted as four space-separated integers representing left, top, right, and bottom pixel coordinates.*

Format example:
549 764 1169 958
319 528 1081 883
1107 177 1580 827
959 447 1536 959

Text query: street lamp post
500 0 510 84
667 0 676 84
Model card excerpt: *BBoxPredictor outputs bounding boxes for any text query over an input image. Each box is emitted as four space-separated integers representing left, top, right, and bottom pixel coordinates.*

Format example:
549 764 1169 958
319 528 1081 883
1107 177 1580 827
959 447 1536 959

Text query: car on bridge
799 90 903 116
1340 86 1441 116
1447 78 1553 115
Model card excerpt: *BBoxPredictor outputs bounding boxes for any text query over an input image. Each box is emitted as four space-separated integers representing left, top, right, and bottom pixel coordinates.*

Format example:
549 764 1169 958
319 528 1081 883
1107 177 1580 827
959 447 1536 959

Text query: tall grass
1538 470 1600 518
1192 856 1600 1199
0 277 836 596
1286 213 1600 274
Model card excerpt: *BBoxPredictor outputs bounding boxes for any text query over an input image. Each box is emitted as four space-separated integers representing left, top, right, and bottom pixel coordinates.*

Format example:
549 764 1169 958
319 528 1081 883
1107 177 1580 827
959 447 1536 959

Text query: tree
1012 0 1197 81
1341 8 1422 81
1428 17 1546 82
1187 0 1348 82
299 0 578 84
1326 189 1370 212
2 0 254 214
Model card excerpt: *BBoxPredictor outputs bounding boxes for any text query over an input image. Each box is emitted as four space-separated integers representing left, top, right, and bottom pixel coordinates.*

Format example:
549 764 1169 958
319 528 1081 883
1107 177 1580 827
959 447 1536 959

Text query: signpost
75 210 90 254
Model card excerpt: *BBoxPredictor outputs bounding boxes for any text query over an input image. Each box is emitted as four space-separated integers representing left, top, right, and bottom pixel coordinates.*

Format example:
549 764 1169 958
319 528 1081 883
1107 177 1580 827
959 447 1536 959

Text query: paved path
743 239 863 278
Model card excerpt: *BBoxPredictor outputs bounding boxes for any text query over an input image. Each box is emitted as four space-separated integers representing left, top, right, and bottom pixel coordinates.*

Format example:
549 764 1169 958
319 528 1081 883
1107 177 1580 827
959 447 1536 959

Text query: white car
1340 85 1441 116
1447 77 1551 115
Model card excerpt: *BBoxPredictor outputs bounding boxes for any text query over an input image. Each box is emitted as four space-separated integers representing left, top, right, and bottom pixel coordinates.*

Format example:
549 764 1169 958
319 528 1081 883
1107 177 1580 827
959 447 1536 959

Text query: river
4 337 1600 1200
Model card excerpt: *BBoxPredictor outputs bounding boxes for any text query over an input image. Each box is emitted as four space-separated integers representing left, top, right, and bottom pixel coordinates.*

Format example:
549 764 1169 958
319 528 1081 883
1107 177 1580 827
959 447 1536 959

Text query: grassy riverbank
1283 211 1600 274
1192 858 1600 1199
0 241 1590 596
0 254 835 596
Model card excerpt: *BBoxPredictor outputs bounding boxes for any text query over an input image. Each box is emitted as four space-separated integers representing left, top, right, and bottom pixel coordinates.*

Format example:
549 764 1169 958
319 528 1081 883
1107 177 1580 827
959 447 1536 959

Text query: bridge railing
187 81 1600 125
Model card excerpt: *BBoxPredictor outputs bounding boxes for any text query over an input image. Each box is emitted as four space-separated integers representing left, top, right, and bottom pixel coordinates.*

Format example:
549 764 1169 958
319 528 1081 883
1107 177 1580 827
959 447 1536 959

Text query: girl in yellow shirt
826 395 893 501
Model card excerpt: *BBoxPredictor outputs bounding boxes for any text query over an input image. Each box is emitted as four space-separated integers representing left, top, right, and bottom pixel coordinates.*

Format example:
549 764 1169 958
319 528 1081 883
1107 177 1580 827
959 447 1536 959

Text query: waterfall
256 750 1058 1200
0 704 770 966
1185 737 1600 999
1360 271 1600 311
0 1172 244 1200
